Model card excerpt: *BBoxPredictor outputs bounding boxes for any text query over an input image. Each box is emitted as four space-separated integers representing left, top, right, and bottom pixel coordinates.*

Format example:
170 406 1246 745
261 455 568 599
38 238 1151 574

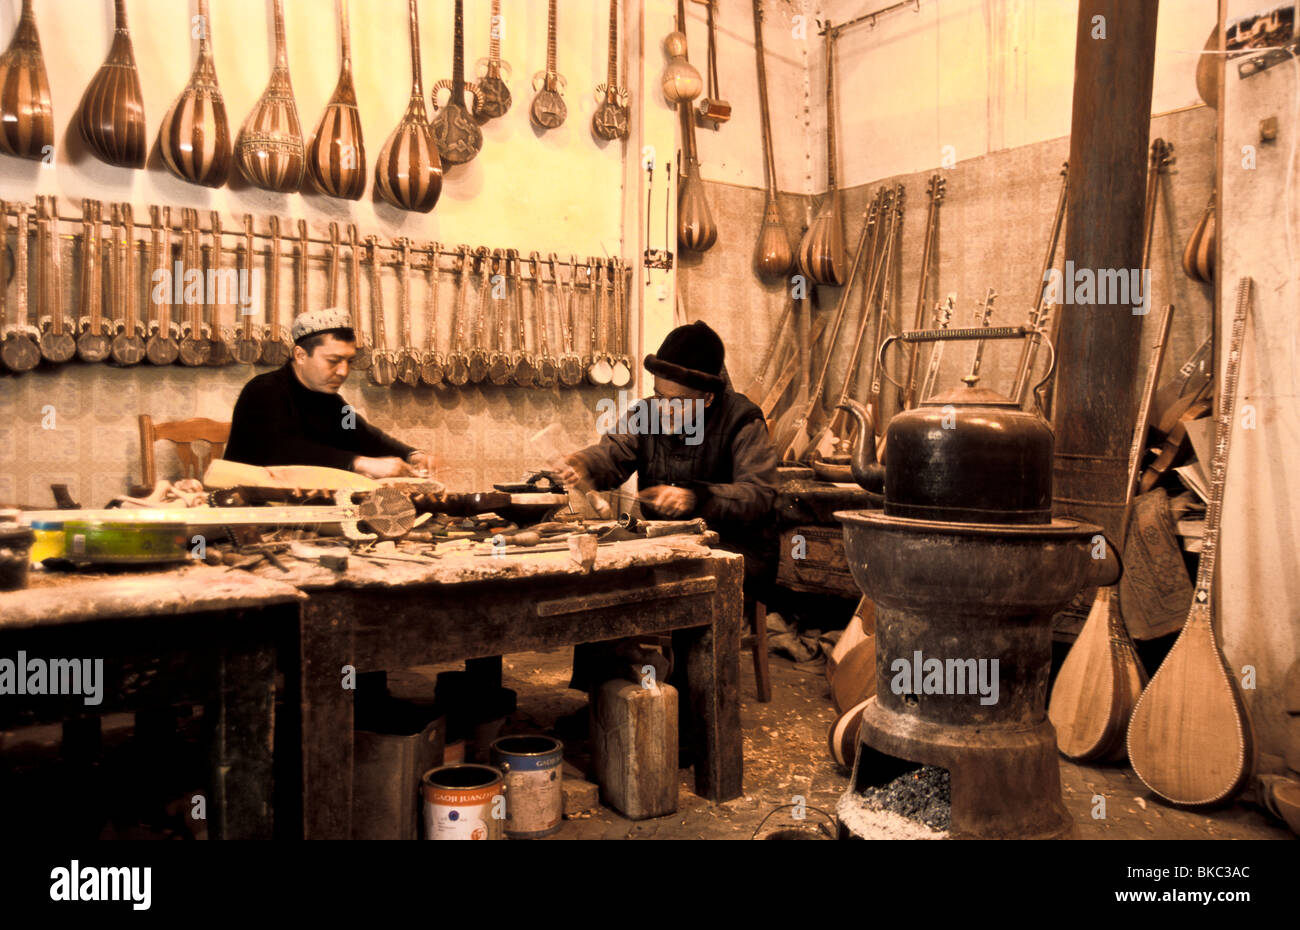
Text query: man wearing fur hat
226 307 432 479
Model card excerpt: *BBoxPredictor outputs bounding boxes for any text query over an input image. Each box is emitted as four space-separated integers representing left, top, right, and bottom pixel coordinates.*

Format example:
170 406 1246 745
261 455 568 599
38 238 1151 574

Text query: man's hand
353 456 417 479
640 485 696 518
406 451 434 477
556 456 590 490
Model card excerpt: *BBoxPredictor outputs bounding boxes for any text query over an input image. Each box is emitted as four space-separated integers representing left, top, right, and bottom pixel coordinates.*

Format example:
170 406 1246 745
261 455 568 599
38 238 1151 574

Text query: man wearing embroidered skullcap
225 307 433 479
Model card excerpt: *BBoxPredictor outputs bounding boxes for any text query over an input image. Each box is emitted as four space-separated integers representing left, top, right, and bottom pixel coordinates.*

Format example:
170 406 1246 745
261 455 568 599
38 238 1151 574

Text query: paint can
490 735 564 838
421 764 505 840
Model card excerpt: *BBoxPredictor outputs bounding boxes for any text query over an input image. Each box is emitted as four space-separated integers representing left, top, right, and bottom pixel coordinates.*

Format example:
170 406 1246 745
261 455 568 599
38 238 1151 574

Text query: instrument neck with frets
433 0 483 167
592 0 630 141
473 0 513 122
529 0 567 130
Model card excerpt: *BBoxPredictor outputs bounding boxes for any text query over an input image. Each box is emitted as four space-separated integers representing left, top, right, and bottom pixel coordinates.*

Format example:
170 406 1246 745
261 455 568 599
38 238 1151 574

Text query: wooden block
591 679 678 820
568 534 598 572
562 776 601 817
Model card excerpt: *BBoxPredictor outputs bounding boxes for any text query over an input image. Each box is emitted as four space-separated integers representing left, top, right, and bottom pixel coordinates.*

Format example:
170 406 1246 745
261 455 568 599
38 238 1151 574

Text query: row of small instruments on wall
0 0 631 212
0 196 635 390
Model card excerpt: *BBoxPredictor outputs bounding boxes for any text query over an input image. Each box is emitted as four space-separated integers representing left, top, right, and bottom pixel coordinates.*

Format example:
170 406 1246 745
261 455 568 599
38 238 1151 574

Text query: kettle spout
837 400 884 494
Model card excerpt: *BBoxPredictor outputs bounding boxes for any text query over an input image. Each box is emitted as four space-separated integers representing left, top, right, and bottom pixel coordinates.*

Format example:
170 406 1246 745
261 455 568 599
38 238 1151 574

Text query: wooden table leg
210 621 277 840
675 554 743 802
299 599 356 840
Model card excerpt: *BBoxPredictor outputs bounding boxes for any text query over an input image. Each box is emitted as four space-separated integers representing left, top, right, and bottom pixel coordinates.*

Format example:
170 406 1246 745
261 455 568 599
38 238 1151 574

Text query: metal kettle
838 326 1057 525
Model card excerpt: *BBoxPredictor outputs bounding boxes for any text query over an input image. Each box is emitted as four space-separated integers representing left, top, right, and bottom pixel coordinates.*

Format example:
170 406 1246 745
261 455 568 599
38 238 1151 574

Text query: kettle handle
1029 332 1058 418
875 325 1034 396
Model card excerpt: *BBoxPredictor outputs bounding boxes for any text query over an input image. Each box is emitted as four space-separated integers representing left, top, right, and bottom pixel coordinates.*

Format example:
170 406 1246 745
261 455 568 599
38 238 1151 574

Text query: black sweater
225 364 414 471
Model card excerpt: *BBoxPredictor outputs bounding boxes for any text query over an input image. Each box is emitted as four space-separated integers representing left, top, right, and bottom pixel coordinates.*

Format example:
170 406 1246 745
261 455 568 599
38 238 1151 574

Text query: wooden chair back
138 415 231 489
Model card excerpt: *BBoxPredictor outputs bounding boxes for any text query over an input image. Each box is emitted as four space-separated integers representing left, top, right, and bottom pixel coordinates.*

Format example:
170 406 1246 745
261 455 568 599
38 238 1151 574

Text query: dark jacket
570 389 779 581
225 363 414 470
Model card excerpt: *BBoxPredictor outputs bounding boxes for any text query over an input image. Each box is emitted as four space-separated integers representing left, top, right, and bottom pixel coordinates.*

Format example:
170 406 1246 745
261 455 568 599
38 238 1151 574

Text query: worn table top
0 534 735 630
0 564 304 631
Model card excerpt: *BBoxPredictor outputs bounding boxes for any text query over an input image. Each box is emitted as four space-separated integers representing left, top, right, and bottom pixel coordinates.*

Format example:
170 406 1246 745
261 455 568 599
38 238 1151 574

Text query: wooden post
1052 0 1161 546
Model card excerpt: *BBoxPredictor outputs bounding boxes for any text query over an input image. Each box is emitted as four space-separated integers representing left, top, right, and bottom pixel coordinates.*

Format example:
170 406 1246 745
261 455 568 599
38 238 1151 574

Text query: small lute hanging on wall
591 0 630 142
530 0 567 131
0 0 55 162
1126 277 1256 807
236 0 305 193
78 0 147 169
752 0 792 278
1182 192 1215 285
158 0 231 188
432 0 484 168
798 29 845 285
375 0 443 213
307 0 366 200
472 0 512 123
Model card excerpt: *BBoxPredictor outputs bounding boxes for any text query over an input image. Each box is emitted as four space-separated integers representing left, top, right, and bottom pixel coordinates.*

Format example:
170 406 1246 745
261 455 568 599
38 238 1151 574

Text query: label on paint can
421 765 505 841
491 736 563 838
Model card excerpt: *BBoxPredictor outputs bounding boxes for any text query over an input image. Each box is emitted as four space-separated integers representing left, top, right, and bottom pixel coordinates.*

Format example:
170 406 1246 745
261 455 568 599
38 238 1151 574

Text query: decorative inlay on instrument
233 215 262 365
159 0 231 188
179 209 212 367
78 0 147 169
555 254 583 388
472 0 512 123
487 249 512 386
432 0 484 167
0 0 55 162
592 0 629 142
530 0 567 131
109 204 144 366
395 238 421 387
376 0 443 213
236 0 306 194
467 246 491 383
307 0 366 200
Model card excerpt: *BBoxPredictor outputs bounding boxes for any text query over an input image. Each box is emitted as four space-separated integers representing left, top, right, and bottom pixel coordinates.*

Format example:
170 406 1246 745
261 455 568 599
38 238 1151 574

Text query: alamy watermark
595 392 706 446
0 652 103 706
1043 261 1152 315
889 650 999 706
151 263 263 317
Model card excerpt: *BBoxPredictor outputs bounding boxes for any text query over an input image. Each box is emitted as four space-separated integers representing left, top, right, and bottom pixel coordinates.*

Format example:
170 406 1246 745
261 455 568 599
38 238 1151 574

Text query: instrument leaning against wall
235 0 305 194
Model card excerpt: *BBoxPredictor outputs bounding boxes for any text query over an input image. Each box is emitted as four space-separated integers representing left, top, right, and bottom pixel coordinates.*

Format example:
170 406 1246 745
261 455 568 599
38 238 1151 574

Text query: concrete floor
389 648 1296 841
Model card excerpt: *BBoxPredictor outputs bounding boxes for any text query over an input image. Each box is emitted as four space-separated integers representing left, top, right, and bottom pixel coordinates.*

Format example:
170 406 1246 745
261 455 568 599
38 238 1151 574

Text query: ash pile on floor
837 766 951 840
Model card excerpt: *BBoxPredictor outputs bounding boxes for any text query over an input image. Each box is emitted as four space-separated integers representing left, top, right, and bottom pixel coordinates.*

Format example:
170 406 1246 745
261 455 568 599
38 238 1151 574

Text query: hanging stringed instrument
1011 163 1069 406
259 216 291 366
901 176 945 408
145 206 180 366
394 238 420 387
592 0 630 142
555 254 584 387
752 0 793 278
420 242 443 387
1049 304 1173 762
487 249 513 387
347 223 370 371
610 260 631 388
530 0 567 131
78 0 146 169
37 196 75 364
509 249 536 388
375 0 443 213
696 0 730 125
472 0 512 123
797 29 845 286
445 244 473 387
0 0 54 162
1 203 40 372
109 204 143 366
307 0 366 200
366 235 396 386
233 215 262 365
76 200 112 363
1182 192 1215 285
432 0 483 168
159 0 231 188
1127 278 1256 806
235 0 305 193
531 253 558 389
179 209 212 367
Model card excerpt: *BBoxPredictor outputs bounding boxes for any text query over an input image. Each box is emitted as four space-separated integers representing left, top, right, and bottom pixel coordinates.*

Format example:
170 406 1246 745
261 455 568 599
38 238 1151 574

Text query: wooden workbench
255 533 745 840
0 566 304 839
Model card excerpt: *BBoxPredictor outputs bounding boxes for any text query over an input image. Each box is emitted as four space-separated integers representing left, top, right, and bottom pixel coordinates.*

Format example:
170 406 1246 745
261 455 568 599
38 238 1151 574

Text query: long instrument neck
272 0 289 71
606 0 619 89
1121 305 1174 536
547 0 558 73
825 31 838 192
489 0 503 66
452 0 466 96
753 1 778 197
1194 278 1251 599
407 0 423 97
114 0 129 33
339 0 353 74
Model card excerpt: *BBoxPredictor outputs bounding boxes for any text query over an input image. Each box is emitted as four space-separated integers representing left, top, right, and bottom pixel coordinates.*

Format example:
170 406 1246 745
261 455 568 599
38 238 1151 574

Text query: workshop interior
0 0 1298 850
